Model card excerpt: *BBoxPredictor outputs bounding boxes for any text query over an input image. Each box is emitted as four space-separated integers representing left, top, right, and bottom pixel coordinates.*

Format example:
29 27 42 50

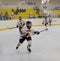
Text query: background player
44 16 48 30
48 15 52 26
16 21 40 52
16 16 25 33
42 15 48 30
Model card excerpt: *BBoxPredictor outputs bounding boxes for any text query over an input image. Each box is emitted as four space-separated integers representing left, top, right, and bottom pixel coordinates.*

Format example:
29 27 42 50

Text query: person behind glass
16 21 40 52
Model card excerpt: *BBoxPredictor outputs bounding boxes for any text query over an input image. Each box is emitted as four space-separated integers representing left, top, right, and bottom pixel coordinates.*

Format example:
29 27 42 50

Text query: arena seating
52 10 60 15
0 8 42 19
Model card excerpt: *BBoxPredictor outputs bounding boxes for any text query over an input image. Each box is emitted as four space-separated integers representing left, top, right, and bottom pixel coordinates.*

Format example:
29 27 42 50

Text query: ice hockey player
16 16 25 33
42 16 48 30
16 21 40 52
48 15 52 26
45 16 48 30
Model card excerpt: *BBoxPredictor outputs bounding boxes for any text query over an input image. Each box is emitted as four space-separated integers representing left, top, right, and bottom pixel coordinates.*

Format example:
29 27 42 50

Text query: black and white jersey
21 26 35 36
17 20 25 28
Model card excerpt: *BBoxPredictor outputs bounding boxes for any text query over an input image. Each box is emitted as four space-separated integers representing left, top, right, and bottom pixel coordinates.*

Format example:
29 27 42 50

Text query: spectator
3 13 6 20
29 12 35 19
21 9 24 13
11 12 14 19
15 7 19 15
36 9 40 15
4 12 9 20
23 9 26 12
19 9 22 12
0 13 3 20
12 8 15 14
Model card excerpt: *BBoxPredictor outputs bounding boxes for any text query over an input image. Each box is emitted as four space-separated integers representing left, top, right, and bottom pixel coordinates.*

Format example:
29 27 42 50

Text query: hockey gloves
34 31 40 35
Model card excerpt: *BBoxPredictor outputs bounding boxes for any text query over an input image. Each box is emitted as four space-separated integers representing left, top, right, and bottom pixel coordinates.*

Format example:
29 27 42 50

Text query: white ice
0 26 60 61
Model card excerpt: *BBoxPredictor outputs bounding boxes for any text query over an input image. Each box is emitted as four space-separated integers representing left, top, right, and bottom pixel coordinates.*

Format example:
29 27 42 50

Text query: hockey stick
40 29 48 32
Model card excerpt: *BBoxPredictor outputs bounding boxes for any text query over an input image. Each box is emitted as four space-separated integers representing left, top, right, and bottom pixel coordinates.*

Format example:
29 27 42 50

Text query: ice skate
27 46 31 52
16 46 19 49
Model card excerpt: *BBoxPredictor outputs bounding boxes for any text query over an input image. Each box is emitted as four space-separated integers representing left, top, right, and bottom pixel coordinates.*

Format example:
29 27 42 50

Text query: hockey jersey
17 20 25 28
21 26 35 36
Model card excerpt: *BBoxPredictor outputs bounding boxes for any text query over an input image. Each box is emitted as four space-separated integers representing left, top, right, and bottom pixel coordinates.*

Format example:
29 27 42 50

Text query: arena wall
0 18 60 30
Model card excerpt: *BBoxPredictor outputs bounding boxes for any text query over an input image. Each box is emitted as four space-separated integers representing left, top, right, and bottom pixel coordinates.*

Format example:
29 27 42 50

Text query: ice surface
0 26 60 61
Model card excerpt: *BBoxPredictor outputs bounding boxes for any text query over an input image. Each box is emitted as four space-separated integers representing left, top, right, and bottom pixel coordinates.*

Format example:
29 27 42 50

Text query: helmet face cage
26 21 32 29
26 21 32 25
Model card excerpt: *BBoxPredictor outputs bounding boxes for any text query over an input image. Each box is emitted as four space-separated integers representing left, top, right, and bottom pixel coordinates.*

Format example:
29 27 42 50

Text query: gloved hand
16 25 18 28
26 32 30 36
34 31 40 35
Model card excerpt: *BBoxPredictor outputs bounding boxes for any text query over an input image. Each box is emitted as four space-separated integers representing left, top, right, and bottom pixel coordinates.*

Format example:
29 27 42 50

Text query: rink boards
0 18 60 30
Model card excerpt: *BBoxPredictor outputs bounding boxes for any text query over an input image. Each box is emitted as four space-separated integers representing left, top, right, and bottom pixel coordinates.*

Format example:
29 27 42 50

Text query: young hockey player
48 15 52 26
17 16 25 33
16 21 40 52
42 16 48 30
44 16 48 30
